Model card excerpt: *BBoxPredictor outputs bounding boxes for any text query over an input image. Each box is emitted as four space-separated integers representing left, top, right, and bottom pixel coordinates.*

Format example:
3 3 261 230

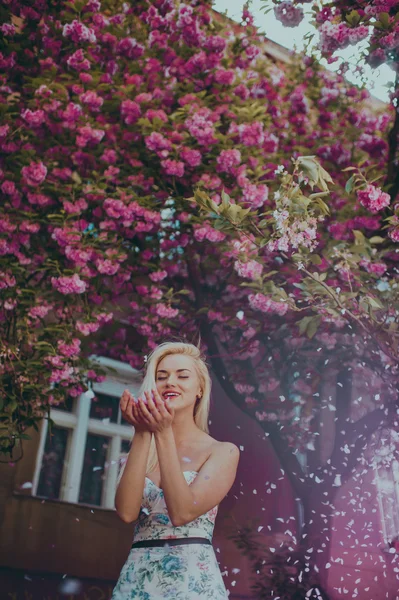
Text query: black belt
131 537 211 549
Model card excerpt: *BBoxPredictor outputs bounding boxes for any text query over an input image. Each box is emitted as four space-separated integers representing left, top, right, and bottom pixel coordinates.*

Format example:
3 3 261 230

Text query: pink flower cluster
66 49 91 71
149 270 168 282
194 223 226 243
248 293 289 316
357 185 390 213
359 260 387 277
62 20 97 44
21 109 46 127
76 321 100 336
216 149 241 174
0 270 16 289
57 338 81 358
156 304 179 318
318 21 369 55
21 161 47 187
76 125 105 148
79 90 104 112
145 132 172 157
180 147 202 167
161 159 185 177
121 100 141 125
274 1 304 28
185 108 217 146
234 259 263 280
28 303 52 319
51 273 87 294
242 182 269 209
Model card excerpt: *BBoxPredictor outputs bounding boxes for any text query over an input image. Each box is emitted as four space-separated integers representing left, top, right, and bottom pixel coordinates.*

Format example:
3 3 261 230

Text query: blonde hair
117 340 211 484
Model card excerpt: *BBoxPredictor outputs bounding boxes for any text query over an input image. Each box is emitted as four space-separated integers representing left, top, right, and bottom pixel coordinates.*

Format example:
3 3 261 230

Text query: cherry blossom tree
0 0 397 595
262 0 399 201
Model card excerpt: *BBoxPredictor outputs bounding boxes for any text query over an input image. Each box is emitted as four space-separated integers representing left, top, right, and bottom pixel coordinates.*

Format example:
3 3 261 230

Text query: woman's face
155 354 202 412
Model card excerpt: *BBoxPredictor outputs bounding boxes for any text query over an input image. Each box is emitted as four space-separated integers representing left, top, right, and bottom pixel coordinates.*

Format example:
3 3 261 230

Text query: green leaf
309 254 322 265
307 317 320 339
298 316 313 335
368 297 384 309
345 174 355 194
353 230 365 245
369 236 385 244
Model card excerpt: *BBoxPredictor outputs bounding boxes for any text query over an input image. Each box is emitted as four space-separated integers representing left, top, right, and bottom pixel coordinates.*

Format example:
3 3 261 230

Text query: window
375 459 399 547
32 356 141 509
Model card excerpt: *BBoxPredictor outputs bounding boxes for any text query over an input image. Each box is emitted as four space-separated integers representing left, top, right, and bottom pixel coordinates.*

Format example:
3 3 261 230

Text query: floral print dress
111 470 228 600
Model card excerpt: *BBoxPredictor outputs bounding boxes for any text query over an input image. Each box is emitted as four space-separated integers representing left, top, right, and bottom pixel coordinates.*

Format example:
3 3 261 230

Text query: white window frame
375 459 399 546
31 355 141 510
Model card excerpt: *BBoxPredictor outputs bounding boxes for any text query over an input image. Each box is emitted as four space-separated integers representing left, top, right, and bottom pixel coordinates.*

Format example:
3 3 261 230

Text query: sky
213 0 392 104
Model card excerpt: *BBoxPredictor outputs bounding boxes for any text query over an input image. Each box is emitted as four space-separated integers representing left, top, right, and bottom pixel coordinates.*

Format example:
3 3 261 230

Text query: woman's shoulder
203 434 240 459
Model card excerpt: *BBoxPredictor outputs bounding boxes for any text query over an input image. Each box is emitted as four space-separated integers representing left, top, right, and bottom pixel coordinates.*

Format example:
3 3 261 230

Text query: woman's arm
115 430 152 523
155 429 240 527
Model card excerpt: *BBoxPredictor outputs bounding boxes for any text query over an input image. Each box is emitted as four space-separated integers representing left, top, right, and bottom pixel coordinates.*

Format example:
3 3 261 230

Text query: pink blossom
49 364 75 383
28 303 52 319
248 293 289 316
144 109 168 122
237 121 264 146
66 49 91 71
76 321 100 336
234 383 255 394
185 108 217 146
208 310 229 322
389 228 399 242
216 149 241 173
0 23 16 36
316 332 337 350
116 37 145 59
180 147 202 167
79 90 104 111
357 185 390 213
21 161 47 187
96 259 120 275
198 174 222 190
0 271 16 289
63 20 96 44
51 273 87 294
245 396 259 406
1 181 17 195
149 270 168 282
155 304 179 318
57 338 81 358
21 109 46 127
242 182 269 209
145 132 172 157
76 124 105 148
214 69 235 85
194 223 226 243
161 159 185 177
360 260 387 277
274 1 304 27
234 259 263 280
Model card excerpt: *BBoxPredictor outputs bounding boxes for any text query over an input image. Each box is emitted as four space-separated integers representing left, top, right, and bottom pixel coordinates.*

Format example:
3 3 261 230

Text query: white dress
111 470 229 600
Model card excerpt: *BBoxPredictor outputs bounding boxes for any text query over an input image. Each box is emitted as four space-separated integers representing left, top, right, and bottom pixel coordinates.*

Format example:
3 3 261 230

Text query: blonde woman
111 341 240 600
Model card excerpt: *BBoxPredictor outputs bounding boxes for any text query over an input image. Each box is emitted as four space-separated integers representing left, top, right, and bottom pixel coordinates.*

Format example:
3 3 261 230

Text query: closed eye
157 376 189 380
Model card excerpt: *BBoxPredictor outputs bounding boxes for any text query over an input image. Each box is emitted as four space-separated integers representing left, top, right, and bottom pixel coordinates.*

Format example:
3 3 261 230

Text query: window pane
90 392 118 423
117 439 131 482
121 439 131 454
36 425 69 499
78 434 110 506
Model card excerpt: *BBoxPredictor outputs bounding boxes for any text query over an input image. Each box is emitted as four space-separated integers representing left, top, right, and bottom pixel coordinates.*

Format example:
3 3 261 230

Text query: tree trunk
299 484 336 595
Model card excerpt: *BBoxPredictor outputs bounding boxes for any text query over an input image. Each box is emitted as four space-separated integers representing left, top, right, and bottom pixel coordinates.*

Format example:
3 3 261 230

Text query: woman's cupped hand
120 388 174 434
